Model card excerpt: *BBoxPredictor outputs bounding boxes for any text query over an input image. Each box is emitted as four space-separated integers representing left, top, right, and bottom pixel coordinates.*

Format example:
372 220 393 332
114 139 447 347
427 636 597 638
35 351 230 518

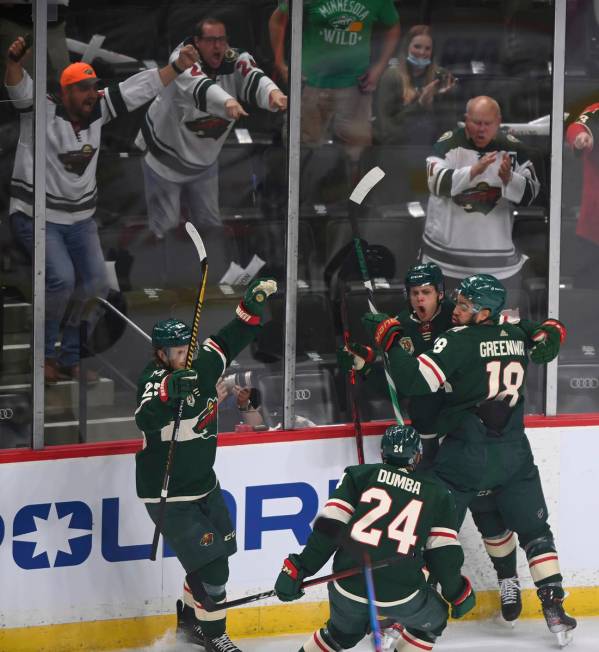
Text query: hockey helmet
381 424 423 467
456 274 506 319
151 318 192 349
405 262 444 293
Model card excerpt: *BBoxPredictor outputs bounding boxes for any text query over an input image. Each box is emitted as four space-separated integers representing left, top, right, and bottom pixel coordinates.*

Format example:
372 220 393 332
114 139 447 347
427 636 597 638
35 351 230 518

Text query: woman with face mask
374 24 456 146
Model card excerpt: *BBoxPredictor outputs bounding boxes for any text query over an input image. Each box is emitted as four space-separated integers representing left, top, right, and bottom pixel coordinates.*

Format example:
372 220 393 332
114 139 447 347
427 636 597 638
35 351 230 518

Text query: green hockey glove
275 554 306 602
159 368 198 403
443 576 476 619
361 313 402 352
236 278 277 325
530 319 566 364
337 342 376 374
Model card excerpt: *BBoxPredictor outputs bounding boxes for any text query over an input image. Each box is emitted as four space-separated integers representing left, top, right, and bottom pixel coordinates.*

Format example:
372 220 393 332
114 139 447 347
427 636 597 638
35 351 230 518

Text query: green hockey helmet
456 274 506 319
151 318 192 349
381 424 423 467
405 262 444 293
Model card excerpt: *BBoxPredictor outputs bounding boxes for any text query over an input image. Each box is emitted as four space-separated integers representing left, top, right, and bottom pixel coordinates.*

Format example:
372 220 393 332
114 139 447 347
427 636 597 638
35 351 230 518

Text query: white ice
118 616 598 651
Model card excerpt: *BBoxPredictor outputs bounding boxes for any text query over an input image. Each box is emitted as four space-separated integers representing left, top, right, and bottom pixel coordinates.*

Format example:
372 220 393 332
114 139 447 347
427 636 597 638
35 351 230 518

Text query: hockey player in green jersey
362 274 576 646
274 424 475 652
135 278 277 652
340 263 528 623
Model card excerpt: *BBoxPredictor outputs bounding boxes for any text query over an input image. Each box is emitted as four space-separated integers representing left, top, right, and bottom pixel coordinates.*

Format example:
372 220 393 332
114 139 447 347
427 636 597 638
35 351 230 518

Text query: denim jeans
11 211 109 367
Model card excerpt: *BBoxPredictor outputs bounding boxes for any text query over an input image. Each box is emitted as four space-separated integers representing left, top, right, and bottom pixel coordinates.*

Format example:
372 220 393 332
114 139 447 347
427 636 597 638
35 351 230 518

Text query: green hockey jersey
396 298 455 356
297 463 465 605
134 318 258 502
387 319 532 438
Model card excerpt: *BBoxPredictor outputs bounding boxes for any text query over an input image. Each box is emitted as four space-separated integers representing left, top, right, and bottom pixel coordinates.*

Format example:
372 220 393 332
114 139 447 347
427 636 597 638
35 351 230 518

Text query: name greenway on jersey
479 340 526 358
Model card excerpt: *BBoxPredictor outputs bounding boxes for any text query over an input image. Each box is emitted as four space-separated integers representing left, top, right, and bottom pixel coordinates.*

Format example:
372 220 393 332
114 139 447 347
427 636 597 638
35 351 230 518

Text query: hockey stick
348 167 404 425
340 290 365 464
363 553 383 652
199 555 401 612
149 222 208 561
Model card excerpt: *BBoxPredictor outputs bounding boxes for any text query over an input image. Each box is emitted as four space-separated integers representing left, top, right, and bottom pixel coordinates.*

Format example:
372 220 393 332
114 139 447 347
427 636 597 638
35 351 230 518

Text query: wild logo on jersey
185 116 230 139
454 182 501 215
399 336 415 354
192 398 218 438
57 144 97 176
316 1 369 44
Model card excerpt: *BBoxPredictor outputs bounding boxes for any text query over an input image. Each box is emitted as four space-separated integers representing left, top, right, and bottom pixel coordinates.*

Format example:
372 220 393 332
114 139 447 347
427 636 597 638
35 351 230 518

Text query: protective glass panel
559 0 599 414
295 0 553 427
0 7 39 449
37 0 287 444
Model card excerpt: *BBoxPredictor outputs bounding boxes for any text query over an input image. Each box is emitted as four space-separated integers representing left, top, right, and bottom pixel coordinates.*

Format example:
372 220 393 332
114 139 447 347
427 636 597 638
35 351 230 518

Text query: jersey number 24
350 487 423 555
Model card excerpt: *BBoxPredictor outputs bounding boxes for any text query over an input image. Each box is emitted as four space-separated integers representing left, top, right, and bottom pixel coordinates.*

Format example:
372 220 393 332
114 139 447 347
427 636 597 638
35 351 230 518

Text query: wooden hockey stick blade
185 221 207 263
349 167 385 205
199 555 401 612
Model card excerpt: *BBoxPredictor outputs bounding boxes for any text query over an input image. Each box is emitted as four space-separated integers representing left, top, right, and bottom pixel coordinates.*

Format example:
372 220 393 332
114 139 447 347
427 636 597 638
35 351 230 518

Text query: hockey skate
498 577 522 624
381 622 403 650
204 632 242 651
537 586 577 647
176 599 205 647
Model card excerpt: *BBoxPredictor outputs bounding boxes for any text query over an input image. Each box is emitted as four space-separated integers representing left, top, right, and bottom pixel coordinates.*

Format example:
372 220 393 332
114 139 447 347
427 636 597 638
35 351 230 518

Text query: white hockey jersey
423 128 540 279
136 39 280 183
7 68 164 225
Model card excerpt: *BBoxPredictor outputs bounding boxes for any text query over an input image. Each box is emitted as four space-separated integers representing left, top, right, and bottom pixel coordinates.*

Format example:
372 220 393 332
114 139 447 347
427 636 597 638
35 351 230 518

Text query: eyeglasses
199 36 227 45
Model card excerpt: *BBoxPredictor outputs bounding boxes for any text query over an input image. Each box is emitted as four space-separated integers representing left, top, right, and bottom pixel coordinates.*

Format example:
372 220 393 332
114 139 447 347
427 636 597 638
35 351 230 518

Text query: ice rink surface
120 616 598 651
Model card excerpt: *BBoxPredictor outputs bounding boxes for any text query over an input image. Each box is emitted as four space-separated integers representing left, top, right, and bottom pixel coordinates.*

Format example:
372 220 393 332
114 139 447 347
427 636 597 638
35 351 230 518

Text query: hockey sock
186 557 230 638
482 530 518 579
521 533 562 586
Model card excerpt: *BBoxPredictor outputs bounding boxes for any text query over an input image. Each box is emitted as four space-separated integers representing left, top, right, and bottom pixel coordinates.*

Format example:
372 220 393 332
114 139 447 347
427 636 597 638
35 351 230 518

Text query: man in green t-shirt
269 0 400 168
274 424 475 652
362 274 577 647
135 278 276 652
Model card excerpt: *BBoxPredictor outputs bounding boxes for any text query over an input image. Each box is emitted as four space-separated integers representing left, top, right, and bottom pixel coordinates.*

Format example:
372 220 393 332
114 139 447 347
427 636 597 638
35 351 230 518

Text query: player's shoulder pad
432 127 465 156
498 310 521 325
225 48 241 63
446 325 469 334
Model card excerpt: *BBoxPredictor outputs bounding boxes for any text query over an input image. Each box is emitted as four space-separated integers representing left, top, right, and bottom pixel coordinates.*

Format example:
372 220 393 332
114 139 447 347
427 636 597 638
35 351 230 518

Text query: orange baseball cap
60 62 98 88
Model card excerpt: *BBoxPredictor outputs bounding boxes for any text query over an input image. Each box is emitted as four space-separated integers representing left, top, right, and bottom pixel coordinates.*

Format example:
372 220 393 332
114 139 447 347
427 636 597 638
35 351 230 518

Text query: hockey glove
361 313 402 352
530 319 566 364
337 342 376 375
275 554 306 602
443 576 476 619
236 278 277 325
159 368 198 403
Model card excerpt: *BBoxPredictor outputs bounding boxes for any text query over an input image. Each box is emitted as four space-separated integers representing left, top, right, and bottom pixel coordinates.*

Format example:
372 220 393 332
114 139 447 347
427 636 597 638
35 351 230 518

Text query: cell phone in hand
8 33 32 63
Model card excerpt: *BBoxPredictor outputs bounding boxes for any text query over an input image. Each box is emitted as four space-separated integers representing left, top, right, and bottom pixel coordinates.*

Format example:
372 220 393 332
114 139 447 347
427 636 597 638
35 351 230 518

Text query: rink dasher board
0 421 598 650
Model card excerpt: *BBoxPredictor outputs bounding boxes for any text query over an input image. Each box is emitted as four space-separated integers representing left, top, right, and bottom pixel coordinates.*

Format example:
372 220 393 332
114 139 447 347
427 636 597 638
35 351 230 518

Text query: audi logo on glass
295 389 311 400
0 408 14 420
569 377 599 389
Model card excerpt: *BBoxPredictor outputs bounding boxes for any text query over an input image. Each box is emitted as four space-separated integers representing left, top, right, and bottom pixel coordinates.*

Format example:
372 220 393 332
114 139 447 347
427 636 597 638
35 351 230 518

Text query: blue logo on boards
13 501 93 569
2 480 339 570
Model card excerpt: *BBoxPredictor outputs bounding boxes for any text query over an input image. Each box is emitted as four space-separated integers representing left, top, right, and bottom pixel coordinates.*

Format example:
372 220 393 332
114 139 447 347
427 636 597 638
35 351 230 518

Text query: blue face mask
407 54 431 68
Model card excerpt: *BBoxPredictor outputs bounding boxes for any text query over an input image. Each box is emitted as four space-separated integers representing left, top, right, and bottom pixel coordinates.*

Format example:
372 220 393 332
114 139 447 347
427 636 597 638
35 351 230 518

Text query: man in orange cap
5 36 198 384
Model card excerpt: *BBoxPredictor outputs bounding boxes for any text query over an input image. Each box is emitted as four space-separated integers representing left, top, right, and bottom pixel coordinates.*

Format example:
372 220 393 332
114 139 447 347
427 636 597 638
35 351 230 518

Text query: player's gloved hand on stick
361 313 402 352
530 319 566 364
275 554 306 602
337 342 375 375
159 369 198 404
236 278 277 325
443 576 476 619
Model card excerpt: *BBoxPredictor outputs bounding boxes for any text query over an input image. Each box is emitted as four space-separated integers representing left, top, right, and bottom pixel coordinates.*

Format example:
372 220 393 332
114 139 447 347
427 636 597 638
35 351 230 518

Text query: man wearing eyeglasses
136 17 287 241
